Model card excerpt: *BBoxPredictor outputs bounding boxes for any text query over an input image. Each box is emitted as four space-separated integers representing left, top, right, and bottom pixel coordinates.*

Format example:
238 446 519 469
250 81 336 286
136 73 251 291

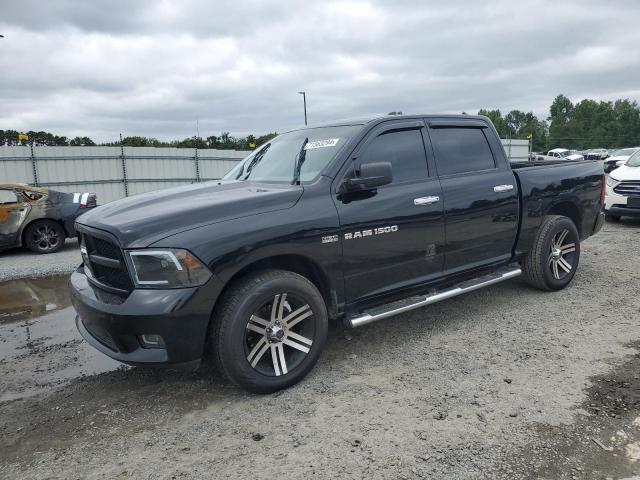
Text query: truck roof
287 114 490 132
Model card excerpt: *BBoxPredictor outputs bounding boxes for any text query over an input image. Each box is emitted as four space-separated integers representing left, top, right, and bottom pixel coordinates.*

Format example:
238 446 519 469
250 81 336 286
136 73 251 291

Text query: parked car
0 183 96 253
584 149 609 160
569 150 585 160
70 114 605 393
603 147 640 173
537 148 584 161
604 149 640 221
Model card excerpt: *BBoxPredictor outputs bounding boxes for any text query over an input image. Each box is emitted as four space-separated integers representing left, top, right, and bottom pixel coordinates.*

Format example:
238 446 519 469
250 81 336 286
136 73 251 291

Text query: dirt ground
1 219 640 479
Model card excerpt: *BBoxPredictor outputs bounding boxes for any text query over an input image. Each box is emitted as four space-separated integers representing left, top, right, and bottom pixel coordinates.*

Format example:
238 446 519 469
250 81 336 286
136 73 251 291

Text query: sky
1 0 639 142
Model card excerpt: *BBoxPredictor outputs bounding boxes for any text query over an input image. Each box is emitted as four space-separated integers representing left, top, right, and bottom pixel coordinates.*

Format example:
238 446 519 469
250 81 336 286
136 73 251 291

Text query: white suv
605 149 640 221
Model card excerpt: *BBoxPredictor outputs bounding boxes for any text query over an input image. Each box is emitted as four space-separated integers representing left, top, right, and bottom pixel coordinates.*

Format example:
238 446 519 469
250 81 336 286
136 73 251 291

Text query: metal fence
500 139 530 162
0 145 248 203
0 139 530 204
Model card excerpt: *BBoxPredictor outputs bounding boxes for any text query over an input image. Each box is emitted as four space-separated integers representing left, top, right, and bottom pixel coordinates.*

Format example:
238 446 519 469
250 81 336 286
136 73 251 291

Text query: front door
0 189 30 248
333 120 445 303
428 122 519 272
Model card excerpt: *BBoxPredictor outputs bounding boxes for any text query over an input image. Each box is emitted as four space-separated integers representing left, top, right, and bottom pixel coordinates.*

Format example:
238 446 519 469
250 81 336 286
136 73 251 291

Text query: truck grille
81 233 133 292
613 181 640 196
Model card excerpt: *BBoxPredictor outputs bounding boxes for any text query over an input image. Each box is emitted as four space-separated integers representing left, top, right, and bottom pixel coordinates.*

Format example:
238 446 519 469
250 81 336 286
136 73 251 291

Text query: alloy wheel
548 228 576 280
244 293 315 377
32 225 59 251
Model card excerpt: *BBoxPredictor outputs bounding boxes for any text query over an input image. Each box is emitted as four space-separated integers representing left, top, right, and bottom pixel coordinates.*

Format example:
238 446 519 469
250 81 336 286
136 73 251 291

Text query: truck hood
77 181 303 248
610 165 640 181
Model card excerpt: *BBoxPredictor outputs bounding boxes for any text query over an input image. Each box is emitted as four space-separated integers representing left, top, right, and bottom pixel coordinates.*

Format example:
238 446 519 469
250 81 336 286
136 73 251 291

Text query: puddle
0 274 72 323
0 274 123 402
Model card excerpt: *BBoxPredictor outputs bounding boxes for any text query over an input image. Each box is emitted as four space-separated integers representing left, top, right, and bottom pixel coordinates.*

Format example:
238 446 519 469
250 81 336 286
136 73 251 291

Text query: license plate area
628 197 640 209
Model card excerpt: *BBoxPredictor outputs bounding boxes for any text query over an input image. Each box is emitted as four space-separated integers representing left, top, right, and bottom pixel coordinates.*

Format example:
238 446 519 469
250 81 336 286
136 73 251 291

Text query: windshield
611 148 637 157
557 151 570 157
627 150 640 167
223 125 361 184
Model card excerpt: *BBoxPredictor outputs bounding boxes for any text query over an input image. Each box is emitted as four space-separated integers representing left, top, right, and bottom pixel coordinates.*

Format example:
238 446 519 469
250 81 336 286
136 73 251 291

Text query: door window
430 127 496 176
359 128 428 184
0 190 18 204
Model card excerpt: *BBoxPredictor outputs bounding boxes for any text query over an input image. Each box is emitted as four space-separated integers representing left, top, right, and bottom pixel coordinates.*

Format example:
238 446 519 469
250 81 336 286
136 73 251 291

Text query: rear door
0 189 30 248
333 120 445 303
427 120 519 272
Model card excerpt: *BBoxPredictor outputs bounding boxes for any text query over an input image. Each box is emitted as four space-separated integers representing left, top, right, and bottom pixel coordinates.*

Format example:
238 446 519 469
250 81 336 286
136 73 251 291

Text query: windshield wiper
292 138 309 185
241 143 271 180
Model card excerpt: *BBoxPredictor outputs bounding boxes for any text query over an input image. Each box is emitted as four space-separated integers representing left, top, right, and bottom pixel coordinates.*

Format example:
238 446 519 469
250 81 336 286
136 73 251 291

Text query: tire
210 269 328 393
24 220 66 254
521 215 580 291
605 213 621 222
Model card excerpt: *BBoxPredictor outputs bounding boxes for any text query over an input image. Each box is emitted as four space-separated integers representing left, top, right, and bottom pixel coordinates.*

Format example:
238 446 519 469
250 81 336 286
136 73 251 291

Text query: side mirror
340 161 392 193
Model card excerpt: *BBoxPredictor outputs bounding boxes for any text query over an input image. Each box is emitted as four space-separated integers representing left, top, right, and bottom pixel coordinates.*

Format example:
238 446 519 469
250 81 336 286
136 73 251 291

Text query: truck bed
511 159 604 257
510 159 597 169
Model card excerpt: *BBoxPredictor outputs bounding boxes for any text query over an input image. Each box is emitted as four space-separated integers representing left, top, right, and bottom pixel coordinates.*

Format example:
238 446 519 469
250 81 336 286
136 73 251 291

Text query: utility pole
194 120 200 183
298 91 307 125
119 133 129 196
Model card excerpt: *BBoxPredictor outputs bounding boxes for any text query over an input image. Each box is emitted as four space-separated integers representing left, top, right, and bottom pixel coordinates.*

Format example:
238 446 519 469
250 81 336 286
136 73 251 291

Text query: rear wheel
24 220 65 254
522 215 580 291
605 213 621 222
210 270 328 393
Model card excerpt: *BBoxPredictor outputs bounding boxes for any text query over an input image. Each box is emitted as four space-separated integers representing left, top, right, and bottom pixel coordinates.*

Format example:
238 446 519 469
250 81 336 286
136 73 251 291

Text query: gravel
1 219 640 479
0 239 81 282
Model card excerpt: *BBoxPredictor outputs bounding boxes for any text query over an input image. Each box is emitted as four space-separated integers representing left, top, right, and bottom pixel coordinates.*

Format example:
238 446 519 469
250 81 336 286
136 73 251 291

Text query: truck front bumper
70 267 221 368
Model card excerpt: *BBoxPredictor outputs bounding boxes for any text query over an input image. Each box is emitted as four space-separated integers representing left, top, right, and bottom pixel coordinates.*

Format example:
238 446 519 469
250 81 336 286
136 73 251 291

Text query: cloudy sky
1 0 639 142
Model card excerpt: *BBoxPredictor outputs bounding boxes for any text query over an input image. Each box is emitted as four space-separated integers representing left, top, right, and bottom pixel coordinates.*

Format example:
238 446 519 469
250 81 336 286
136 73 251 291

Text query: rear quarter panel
512 161 603 257
18 189 86 242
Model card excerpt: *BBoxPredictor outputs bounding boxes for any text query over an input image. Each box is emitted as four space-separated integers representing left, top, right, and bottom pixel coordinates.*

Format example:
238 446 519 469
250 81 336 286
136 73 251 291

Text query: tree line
0 130 98 147
479 94 640 151
2 94 640 152
102 132 278 150
0 130 278 150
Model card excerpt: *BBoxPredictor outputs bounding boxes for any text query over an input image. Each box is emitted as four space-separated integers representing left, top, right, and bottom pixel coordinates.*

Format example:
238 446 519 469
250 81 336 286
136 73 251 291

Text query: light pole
298 91 307 126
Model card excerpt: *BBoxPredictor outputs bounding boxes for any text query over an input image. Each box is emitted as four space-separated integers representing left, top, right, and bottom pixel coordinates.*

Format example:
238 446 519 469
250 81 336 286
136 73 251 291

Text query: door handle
414 196 440 206
493 184 514 193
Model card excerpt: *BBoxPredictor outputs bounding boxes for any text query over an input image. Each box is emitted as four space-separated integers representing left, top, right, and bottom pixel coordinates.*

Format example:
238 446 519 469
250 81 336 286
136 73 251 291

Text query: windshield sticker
304 138 339 150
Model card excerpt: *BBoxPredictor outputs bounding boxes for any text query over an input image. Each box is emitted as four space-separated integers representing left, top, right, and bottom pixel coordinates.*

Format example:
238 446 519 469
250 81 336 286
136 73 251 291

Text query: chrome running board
346 266 522 328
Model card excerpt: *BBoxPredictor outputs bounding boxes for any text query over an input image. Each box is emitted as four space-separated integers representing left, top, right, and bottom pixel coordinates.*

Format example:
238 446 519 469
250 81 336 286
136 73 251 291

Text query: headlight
125 248 211 288
606 176 620 188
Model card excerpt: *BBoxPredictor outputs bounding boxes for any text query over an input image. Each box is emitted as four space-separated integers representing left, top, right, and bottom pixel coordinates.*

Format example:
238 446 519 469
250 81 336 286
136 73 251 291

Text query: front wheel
210 270 328 393
522 215 580 291
605 213 621 222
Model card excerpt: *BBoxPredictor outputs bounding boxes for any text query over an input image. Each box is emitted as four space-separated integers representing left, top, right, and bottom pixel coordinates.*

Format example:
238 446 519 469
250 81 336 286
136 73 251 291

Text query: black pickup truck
70 115 605 393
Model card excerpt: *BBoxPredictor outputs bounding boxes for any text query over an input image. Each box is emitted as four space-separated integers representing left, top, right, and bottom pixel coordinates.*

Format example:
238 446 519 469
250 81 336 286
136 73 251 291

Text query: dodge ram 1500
70 115 605 393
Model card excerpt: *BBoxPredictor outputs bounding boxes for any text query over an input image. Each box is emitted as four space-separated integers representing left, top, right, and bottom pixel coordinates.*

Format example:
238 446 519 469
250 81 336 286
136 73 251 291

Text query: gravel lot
0 239 80 282
1 219 640 479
